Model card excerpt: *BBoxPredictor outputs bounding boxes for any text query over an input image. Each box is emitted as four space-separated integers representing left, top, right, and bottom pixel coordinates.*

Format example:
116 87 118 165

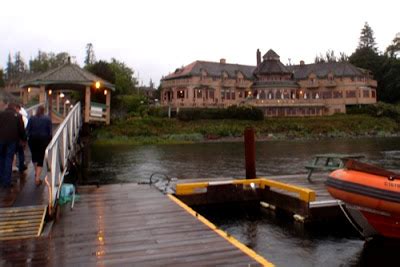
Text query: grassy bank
93 114 400 145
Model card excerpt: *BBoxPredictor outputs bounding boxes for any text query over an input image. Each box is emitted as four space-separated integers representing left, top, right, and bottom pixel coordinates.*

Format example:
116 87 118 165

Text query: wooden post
48 90 53 119
106 90 111 125
56 92 60 113
22 89 28 105
85 86 90 123
39 85 46 104
244 127 256 179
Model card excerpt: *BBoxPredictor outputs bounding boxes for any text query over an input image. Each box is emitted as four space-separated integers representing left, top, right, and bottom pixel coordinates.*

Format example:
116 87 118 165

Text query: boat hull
327 168 400 239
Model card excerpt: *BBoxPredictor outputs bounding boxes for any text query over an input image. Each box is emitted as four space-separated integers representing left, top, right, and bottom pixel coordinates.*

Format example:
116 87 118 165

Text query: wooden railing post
244 127 256 179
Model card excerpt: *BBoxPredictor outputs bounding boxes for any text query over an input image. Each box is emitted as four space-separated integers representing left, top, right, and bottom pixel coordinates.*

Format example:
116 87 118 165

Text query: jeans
16 143 25 171
0 142 17 187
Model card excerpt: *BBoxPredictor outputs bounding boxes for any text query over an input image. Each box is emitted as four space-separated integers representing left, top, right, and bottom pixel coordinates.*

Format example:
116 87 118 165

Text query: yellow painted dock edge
168 194 274 267
176 178 316 202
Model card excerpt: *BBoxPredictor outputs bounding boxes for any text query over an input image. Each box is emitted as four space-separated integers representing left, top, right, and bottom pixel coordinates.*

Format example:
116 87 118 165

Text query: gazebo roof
21 63 115 91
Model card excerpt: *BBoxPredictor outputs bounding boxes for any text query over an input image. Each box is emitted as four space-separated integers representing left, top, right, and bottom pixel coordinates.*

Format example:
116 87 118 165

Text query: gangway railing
25 103 44 117
44 102 82 215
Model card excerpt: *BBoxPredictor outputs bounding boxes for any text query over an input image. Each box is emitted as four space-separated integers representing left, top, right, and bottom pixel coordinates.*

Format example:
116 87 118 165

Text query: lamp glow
48 90 52 95
104 90 107 95
60 93 65 98
95 81 101 89
27 87 31 93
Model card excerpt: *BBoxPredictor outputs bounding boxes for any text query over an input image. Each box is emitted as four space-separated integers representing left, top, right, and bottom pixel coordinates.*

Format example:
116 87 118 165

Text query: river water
87 137 400 266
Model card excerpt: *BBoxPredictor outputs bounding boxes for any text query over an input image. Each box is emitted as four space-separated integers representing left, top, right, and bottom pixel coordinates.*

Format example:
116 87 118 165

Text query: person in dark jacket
27 106 52 186
0 103 27 188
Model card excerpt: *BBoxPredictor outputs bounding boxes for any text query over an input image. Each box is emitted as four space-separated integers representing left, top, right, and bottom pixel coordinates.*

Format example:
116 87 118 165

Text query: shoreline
93 132 400 146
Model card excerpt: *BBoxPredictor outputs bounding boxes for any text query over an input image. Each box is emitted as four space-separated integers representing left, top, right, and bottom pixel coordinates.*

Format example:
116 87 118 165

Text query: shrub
177 106 264 121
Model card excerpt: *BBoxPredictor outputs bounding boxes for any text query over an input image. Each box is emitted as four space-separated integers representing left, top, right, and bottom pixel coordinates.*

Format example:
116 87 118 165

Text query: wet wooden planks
0 183 265 266
0 205 47 241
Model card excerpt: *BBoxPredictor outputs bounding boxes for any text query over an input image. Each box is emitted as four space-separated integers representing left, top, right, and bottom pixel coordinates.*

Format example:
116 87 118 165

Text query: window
333 91 343 98
346 90 356 98
197 89 202 98
209 90 214 99
371 90 376 98
363 90 369 98
177 90 185 99
232 91 236 100
322 91 332 99
226 89 231 100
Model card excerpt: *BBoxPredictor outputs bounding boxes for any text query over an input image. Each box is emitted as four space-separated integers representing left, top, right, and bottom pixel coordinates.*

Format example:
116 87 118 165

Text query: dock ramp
0 205 47 241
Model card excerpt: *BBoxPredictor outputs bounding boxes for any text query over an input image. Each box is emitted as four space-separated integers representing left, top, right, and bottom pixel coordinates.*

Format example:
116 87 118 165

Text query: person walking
26 106 52 186
0 103 26 188
13 104 28 173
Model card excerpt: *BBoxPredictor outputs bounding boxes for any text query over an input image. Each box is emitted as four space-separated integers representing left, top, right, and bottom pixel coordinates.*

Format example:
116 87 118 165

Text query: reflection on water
88 137 400 183
87 137 400 266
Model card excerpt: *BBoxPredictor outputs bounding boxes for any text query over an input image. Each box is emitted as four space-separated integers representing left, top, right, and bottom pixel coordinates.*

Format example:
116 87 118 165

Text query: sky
1 0 399 86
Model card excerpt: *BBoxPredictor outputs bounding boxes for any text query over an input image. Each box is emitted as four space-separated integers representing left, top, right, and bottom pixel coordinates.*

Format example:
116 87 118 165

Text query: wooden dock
172 173 343 223
0 183 271 266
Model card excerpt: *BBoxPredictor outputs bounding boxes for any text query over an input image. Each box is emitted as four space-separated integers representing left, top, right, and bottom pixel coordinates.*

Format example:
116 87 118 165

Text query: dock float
173 175 343 223
0 183 272 266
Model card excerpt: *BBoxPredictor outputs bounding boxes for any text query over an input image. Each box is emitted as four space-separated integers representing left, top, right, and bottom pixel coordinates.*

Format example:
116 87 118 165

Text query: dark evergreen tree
385 33 400 58
84 43 96 66
0 69 5 87
358 22 377 51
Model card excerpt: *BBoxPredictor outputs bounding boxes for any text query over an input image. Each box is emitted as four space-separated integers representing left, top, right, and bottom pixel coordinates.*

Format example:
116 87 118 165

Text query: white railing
44 102 82 215
25 103 44 117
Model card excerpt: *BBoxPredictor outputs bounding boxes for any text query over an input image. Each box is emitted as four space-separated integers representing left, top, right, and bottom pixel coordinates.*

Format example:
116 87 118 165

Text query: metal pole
244 127 256 179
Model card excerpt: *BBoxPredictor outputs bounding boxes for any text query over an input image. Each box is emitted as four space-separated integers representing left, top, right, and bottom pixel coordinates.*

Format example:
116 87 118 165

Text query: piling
244 127 256 179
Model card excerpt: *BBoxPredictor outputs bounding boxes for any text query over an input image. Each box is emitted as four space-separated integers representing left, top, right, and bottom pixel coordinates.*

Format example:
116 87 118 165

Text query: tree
0 69 5 87
86 60 115 84
358 22 377 51
84 43 96 66
5 52 27 80
109 58 138 95
29 51 70 73
385 33 400 58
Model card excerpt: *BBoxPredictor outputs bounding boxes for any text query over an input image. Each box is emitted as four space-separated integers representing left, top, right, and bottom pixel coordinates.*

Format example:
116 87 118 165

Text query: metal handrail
25 103 44 117
43 102 82 215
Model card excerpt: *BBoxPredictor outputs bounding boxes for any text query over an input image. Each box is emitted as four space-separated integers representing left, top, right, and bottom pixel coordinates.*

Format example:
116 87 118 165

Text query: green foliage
29 51 70 73
109 58 138 95
118 95 148 114
84 43 96 66
0 69 4 87
85 60 115 84
177 106 264 121
348 102 400 122
6 52 27 80
358 22 377 51
94 114 400 145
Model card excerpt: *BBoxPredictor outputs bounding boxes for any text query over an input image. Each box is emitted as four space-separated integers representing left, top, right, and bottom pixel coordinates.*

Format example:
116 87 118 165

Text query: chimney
67 56 71 64
257 49 261 66
220 58 226 64
300 60 305 66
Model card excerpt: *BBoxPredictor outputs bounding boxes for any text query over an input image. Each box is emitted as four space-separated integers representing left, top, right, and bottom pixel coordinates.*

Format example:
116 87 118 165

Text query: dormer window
221 71 228 81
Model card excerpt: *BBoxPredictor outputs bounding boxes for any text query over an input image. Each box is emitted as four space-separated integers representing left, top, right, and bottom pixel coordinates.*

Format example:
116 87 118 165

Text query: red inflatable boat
326 160 400 239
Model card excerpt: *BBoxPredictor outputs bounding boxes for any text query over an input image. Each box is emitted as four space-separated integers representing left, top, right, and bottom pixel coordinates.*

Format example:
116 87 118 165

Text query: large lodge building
160 49 377 116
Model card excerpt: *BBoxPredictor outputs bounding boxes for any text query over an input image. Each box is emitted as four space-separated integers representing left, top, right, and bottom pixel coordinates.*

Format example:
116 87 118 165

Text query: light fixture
48 90 52 95
104 90 108 96
60 93 65 98
95 81 101 89
65 99 70 105
27 87 31 93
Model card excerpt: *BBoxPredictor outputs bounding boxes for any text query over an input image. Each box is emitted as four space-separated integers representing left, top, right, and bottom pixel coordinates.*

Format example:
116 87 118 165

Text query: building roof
21 63 115 91
163 60 256 80
287 62 366 79
254 50 291 76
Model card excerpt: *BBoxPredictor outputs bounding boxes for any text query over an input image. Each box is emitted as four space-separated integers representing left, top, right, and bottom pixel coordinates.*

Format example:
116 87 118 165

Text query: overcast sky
1 0 399 86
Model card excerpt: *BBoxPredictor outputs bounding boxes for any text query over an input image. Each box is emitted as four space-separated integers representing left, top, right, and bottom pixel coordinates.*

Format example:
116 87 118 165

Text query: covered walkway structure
20 61 115 125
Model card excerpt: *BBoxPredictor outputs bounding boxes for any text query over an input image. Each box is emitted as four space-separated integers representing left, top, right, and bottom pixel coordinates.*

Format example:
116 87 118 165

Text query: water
86 137 400 266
